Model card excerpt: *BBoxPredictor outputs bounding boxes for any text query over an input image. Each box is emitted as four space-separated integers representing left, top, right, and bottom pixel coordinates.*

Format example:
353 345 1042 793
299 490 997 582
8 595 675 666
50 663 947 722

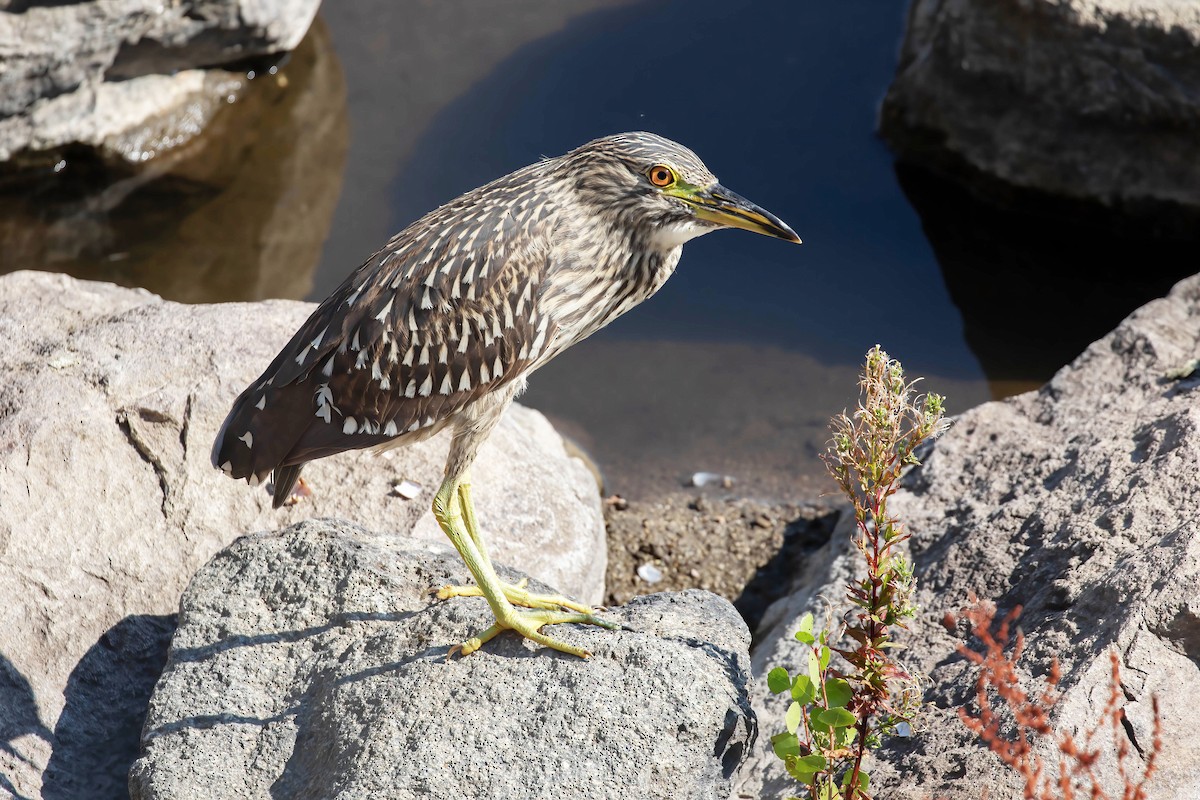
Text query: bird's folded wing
212 181 562 480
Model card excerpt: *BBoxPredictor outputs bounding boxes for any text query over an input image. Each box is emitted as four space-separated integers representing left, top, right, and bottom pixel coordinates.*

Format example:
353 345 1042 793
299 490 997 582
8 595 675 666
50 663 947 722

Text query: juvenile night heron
212 132 799 657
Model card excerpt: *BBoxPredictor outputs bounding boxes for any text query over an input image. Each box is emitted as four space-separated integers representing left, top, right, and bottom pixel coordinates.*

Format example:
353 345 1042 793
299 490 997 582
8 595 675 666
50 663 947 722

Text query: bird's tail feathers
271 464 304 509
211 380 312 489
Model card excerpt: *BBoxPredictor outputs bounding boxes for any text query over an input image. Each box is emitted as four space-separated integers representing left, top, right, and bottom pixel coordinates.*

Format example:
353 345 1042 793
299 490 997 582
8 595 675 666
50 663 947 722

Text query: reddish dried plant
950 600 1162 800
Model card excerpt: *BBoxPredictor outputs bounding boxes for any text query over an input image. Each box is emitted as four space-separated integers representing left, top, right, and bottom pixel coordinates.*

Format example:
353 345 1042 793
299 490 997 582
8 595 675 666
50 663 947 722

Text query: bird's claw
435 578 599 615
448 608 619 659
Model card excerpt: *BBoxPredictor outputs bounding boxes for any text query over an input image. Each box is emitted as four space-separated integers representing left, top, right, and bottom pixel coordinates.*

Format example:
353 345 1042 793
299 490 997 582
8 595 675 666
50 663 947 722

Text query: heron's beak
671 183 801 244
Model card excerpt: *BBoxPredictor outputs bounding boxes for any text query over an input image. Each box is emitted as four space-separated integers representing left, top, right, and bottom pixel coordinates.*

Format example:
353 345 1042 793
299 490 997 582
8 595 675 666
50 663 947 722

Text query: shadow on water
384 0 971 373
41 614 176 800
896 161 1200 397
0 18 348 304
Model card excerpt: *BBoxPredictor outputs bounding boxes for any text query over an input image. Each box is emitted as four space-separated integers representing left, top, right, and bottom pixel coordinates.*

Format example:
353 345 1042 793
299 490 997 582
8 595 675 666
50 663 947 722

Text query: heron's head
560 131 800 252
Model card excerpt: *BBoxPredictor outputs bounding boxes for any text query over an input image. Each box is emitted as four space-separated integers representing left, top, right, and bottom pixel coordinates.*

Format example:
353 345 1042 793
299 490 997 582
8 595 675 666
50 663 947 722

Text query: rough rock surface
736 274 1200 798
879 0 1200 215
129 519 754 799
0 271 605 800
0 0 321 161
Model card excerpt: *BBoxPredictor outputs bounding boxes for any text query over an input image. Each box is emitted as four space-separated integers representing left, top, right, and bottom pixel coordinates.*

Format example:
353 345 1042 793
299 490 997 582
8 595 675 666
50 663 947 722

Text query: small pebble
47 352 78 370
391 480 422 499
689 471 734 488
604 494 629 511
636 563 663 584
1164 358 1200 380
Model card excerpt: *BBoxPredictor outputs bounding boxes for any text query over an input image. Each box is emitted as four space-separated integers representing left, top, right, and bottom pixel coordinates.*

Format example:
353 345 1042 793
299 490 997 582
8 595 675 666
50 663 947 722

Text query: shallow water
3 1 1194 501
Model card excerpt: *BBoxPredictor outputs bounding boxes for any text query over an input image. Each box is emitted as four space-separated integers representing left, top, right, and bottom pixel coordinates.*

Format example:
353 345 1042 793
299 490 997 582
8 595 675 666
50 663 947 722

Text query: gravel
604 490 839 634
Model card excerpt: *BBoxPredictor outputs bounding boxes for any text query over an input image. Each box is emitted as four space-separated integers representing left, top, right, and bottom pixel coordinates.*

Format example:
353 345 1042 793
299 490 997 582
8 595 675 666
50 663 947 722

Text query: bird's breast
536 243 681 361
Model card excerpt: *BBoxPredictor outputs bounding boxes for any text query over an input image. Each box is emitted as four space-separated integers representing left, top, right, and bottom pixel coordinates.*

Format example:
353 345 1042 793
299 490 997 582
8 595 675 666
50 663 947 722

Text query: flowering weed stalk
768 346 947 799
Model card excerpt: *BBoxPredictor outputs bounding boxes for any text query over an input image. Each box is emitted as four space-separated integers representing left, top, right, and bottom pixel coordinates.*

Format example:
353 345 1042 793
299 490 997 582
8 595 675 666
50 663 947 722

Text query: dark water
3 0 1194 500
323 1 972 372
313 0 993 499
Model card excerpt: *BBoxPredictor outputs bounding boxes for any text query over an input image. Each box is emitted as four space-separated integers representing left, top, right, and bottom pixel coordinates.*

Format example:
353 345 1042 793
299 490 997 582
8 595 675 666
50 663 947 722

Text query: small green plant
768 345 947 799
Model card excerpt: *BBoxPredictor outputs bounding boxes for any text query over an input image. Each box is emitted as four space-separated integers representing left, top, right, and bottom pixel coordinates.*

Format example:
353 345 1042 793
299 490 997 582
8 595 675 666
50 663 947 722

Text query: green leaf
786 757 817 784
808 707 831 734
796 754 827 772
786 701 803 734
824 678 853 708
840 769 869 792
819 645 832 670
770 731 801 759
808 648 821 680
834 725 857 749
788 753 827 783
767 666 791 695
795 630 816 645
799 612 814 637
816 781 842 800
816 707 857 728
790 673 816 704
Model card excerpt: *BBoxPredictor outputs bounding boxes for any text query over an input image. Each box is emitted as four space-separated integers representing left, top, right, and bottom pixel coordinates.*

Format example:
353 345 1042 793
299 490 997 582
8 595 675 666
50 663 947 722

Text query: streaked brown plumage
213 132 799 657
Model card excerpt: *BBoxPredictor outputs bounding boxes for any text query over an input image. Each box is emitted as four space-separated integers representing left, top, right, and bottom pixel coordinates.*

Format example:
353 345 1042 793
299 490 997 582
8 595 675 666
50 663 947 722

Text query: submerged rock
738 273 1200 798
129 520 754 800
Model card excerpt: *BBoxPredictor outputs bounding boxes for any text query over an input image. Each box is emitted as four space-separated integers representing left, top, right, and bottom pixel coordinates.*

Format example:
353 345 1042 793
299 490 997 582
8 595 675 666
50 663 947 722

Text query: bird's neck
537 224 682 358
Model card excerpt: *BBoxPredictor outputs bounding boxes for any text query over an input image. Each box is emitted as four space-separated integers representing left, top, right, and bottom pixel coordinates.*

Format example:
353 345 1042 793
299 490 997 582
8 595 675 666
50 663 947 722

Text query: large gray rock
0 0 320 161
880 0 1200 214
0 18 349 306
738 273 1200 798
128 519 754 799
0 271 605 799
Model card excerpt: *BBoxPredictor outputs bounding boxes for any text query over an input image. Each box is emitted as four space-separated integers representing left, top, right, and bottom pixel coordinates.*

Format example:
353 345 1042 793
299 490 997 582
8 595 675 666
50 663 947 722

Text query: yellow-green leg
431 474 616 657
437 479 599 615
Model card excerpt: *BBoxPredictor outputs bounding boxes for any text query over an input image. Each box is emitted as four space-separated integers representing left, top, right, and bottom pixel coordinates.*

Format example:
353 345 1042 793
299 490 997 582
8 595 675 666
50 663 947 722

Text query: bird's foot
449 606 619 659
436 577 599 614
282 476 313 506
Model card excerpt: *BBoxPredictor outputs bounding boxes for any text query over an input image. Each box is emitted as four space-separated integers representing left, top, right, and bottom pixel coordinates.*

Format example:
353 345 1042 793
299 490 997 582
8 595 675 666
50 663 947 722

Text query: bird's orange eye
648 165 676 188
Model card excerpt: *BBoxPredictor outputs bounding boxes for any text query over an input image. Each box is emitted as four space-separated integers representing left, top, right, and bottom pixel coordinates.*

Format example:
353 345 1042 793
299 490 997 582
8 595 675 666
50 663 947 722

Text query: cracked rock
0 271 606 799
738 274 1200 799
129 519 754 800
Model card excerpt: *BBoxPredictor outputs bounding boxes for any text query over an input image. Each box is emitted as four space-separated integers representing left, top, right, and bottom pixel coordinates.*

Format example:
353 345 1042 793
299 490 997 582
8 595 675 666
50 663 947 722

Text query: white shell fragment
688 472 734 489
47 352 78 370
636 563 663 584
391 480 422 500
